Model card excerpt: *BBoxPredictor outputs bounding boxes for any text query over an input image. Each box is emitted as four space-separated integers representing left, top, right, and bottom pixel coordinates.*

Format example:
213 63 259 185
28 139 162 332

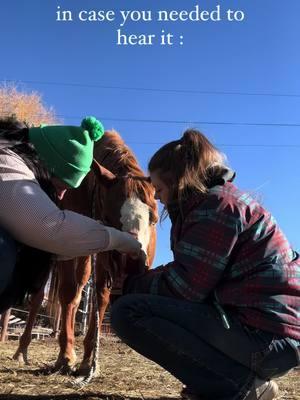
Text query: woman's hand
104 226 143 255
119 231 143 255
127 248 147 261
124 249 148 276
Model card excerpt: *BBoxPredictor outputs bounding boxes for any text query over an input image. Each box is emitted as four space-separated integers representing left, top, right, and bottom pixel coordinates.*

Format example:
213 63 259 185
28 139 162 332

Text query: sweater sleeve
125 197 242 301
0 179 110 257
0 150 141 258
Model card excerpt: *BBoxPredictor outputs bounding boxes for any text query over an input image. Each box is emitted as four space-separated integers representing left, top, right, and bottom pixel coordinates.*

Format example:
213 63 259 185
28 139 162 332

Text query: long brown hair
148 129 226 207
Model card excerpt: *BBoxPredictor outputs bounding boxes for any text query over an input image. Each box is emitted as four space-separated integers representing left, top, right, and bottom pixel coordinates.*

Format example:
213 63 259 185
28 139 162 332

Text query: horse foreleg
78 266 110 375
55 257 91 373
12 286 45 364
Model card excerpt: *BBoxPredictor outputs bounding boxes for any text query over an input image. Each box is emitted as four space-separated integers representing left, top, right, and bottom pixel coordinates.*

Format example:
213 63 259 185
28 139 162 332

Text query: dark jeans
111 294 300 400
0 227 17 296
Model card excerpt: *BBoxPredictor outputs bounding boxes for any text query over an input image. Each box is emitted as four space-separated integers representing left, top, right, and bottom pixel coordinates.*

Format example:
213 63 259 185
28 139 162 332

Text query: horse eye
149 211 157 225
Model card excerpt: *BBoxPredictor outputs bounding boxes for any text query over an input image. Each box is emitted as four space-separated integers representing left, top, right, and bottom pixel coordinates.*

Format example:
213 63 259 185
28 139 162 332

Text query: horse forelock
94 130 158 224
95 131 144 176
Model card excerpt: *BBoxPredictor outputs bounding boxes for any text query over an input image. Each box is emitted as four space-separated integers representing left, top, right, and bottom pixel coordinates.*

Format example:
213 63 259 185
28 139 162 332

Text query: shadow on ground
0 396 179 400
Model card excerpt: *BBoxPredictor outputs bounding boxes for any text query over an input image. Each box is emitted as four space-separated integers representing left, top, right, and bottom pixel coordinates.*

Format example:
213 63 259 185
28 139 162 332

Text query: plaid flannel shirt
125 178 300 339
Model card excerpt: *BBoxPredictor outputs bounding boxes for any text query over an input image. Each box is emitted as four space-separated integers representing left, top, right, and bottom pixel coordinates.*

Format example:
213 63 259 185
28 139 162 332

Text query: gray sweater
0 149 140 258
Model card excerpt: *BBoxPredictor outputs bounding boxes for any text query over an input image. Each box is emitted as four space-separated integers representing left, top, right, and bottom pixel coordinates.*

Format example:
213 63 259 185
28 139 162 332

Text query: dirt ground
0 337 299 400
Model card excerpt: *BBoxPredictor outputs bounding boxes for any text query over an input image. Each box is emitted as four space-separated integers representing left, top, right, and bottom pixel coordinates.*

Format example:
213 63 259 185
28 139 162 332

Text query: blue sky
1 0 299 266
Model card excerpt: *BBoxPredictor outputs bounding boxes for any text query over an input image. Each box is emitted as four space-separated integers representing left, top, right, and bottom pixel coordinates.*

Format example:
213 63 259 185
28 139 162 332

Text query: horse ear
92 159 117 187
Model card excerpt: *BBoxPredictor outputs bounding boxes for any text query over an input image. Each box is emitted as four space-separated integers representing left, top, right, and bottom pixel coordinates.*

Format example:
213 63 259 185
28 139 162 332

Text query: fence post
0 308 11 342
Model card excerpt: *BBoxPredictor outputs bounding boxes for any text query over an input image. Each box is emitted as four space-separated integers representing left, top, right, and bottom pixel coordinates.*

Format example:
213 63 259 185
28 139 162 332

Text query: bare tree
0 83 57 126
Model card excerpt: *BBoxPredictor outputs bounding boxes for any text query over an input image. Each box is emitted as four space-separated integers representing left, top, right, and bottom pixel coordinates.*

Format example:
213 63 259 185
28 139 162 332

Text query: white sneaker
244 378 278 400
181 378 278 400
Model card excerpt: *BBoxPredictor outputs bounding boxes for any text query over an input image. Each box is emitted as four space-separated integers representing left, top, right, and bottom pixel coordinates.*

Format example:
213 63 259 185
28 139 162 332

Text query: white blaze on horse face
120 197 151 253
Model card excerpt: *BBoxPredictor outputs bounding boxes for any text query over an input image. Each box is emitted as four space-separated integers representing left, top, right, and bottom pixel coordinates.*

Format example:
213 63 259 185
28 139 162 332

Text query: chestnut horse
13 131 158 375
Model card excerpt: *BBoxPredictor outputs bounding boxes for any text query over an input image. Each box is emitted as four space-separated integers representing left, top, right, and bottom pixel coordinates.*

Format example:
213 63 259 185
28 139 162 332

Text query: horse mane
94 130 158 223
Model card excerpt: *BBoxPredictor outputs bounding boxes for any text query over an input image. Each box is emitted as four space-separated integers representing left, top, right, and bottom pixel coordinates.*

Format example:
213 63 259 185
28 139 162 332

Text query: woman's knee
111 294 134 335
111 293 150 338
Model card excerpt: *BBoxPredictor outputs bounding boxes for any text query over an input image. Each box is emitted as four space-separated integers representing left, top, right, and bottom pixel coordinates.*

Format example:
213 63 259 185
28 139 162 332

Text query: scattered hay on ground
0 337 299 399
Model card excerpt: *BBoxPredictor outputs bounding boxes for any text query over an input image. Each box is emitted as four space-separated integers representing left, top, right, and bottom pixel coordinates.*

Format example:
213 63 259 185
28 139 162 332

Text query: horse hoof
76 362 100 378
52 362 77 375
12 352 30 365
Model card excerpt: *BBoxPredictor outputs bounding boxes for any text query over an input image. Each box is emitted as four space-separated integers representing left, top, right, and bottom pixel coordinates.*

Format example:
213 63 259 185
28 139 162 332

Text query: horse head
91 131 158 269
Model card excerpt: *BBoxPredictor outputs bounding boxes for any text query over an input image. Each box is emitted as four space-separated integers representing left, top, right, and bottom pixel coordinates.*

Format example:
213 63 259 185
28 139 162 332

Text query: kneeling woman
111 129 300 400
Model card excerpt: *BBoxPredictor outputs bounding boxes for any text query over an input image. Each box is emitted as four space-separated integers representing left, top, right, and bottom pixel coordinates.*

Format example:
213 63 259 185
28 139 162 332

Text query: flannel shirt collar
167 168 235 223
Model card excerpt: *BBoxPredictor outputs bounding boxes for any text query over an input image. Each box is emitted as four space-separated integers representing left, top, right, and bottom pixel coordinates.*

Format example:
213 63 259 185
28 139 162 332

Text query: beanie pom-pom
81 116 104 142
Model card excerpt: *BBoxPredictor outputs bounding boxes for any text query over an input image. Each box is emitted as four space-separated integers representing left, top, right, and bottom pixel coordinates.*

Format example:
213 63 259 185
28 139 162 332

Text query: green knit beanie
29 116 104 188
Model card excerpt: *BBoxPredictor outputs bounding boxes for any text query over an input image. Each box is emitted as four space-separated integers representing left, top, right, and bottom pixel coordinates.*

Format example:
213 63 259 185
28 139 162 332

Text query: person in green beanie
0 115 142 313
28 116 103 194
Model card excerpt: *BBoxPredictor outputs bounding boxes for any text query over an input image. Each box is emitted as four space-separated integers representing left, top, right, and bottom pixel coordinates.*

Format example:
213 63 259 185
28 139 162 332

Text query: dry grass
0 337 299 400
